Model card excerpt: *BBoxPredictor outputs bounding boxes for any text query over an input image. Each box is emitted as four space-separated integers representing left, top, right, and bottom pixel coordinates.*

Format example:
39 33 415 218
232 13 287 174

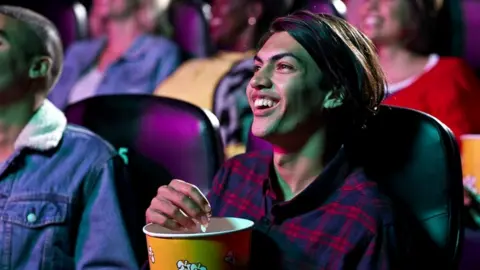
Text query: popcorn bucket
461 135 480 193
143 217 254 270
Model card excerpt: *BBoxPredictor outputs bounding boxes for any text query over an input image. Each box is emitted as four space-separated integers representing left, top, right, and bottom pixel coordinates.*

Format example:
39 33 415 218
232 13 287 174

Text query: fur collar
14 100 67 151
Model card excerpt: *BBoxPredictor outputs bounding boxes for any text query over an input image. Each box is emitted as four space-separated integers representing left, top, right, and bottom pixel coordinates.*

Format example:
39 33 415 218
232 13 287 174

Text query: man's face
0 14 31 104
355 0 409 45
209 0 251 49
247 31 330 138
92 0 137 20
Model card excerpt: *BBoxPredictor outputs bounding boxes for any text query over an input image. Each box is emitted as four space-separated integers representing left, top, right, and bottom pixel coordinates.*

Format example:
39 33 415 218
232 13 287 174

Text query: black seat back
168 0 213 60
247 105 464 268
65 94 224 264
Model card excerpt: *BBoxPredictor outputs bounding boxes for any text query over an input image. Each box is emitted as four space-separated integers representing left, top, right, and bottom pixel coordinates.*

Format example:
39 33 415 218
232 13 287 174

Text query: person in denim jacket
48 0 181 111
0 6 138 269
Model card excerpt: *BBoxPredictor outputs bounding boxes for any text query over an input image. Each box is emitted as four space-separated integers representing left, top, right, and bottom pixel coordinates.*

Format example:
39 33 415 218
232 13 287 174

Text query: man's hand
146 179 212 231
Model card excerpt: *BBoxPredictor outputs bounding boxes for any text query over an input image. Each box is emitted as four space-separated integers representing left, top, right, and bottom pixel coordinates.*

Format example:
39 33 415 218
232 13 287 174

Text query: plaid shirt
207 148 397 269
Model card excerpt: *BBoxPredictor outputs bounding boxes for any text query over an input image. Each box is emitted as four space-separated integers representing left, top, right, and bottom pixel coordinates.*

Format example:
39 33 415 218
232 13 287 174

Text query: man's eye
277 63 294 71
253 65 261 72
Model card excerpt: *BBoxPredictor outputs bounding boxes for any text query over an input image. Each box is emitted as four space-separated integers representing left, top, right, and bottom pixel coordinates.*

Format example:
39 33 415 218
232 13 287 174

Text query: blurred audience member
88 2 106 38
154 0 290 156
136 0 173 38
89 0 173 38
49 0 180 110
347 0 480 142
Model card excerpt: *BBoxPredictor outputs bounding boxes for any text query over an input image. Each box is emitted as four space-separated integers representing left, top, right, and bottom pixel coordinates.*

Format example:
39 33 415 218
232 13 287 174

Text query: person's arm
75 155 138 269
153 44 181 87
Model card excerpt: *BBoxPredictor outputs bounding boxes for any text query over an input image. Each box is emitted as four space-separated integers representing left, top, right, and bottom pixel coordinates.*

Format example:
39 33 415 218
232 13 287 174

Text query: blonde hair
88 0 173 38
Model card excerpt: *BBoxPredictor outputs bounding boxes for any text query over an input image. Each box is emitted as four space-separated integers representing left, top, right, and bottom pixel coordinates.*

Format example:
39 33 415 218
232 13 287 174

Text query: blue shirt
0 100 138 269
208 149 397 269
49 34 181 110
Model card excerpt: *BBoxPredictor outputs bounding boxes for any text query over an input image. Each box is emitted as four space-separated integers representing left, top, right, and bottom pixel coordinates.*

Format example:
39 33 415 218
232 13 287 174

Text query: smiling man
0 6 137 269
147 11 397 269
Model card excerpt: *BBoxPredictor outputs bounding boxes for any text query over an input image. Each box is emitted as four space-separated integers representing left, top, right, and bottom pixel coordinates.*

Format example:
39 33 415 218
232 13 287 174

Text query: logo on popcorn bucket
174 250 236 270
176 260 207 270
224 251 235 265
148 246 155 264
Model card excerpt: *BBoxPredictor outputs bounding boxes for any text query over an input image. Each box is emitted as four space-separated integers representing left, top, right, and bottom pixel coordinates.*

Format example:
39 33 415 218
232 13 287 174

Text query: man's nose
250 71 273 90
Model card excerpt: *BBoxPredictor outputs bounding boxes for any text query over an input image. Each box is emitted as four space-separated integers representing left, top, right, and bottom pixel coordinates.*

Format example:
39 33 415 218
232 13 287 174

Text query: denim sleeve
154 44 181 86
75 155 138 269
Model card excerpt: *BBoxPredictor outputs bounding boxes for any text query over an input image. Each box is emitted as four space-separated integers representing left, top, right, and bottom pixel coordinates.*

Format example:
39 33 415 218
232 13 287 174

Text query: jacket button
27 213 37 223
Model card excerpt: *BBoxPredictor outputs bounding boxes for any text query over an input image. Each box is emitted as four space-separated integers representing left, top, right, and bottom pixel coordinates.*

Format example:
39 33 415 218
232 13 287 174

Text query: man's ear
323 89 344 109
28 56 52 80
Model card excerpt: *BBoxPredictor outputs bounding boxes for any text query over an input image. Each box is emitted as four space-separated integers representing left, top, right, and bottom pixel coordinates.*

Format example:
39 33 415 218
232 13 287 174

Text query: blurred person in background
0 6 138 268
346 0 480 143
88 1 106 38
89 0 173 38
347 0 480 229
154 0 290 156
49 0 181 110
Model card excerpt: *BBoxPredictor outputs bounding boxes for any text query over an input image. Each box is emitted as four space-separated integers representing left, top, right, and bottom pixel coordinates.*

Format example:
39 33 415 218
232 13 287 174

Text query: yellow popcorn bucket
143 217 254 270
461 135 480 193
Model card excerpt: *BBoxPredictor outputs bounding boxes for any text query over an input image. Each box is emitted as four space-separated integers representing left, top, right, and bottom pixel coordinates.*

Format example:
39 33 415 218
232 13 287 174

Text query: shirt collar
263 146 351 221
14 100 67 151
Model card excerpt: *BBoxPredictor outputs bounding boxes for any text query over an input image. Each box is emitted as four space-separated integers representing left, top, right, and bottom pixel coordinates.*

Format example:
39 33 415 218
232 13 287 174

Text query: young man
0 6 137 269
147 11 396 269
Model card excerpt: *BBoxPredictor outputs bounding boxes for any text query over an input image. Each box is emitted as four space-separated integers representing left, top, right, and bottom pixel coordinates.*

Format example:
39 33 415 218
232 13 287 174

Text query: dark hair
259 10 386 131
401 0 439 55
0 5 63 90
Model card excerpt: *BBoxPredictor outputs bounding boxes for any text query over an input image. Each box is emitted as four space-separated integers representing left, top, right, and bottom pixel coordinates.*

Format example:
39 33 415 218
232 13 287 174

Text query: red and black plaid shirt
207 148 396 269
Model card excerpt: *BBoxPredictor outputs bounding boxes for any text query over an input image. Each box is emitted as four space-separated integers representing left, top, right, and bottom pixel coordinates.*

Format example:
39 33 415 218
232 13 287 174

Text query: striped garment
213 58 254 147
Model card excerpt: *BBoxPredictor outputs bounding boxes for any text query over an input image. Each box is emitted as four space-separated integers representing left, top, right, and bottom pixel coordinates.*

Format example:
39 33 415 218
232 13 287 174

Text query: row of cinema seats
11 0 480 73
65 94 464 269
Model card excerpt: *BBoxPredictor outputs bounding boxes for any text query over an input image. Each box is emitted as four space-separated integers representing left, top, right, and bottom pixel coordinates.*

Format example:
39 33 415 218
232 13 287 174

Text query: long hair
259 11 386 134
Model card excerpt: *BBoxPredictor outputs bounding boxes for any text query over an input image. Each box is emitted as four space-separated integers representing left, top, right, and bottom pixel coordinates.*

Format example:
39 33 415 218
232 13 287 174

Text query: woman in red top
347 0 480 141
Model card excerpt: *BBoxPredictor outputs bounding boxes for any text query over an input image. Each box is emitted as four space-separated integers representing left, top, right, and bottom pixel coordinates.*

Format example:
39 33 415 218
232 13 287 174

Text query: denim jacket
49 34 181 110
0 100 138 269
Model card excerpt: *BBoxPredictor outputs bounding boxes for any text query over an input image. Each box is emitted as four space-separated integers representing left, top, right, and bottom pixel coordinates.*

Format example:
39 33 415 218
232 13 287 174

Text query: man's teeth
254 98 277 108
